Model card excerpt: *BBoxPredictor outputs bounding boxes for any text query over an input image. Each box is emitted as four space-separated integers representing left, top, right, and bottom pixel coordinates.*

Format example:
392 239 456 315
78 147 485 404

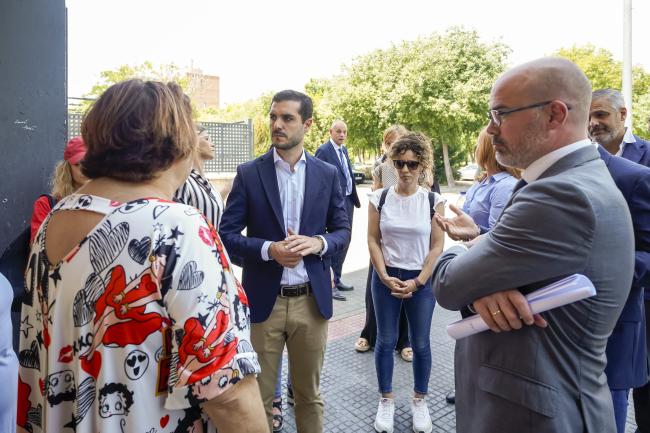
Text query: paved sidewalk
273 267 639 433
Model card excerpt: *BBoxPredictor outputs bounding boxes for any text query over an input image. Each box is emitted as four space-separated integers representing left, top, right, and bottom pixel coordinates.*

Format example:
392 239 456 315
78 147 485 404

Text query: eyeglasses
392 159 420 170
487 100 571 127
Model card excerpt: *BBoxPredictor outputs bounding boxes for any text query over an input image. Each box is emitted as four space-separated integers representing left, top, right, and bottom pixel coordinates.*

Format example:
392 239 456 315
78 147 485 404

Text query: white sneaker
374 397 395 433
410 397 433 433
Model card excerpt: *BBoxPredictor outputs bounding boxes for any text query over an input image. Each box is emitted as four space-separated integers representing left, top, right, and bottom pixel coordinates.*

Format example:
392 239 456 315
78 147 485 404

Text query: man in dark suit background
432 57 634 433
590 88 650 166
597 145 650 433
315 120 360 300
590 88 650 432
220 90 350 433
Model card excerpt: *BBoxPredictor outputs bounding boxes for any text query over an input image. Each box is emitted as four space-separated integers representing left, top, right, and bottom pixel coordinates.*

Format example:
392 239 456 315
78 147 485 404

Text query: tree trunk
442 142 455 187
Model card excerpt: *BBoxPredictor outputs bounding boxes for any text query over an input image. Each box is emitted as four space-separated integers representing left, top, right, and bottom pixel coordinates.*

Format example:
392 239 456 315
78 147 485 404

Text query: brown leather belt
279 282 311 297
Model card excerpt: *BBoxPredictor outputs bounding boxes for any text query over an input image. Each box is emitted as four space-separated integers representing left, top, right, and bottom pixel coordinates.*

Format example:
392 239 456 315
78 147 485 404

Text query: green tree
304 77 340 155
331 28 510 185
199 92 273 156
555 44 650 136
84 61 190 101
635 93 650 138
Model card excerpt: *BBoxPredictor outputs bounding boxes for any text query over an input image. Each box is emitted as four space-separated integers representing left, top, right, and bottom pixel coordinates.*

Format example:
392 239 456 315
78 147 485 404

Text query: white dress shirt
330 140 353 196
521 139 593 183
261 148 327 285
616 127 637 156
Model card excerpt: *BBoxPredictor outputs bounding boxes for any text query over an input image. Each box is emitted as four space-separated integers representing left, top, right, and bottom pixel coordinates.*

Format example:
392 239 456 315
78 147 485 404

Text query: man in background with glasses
433 57 634 433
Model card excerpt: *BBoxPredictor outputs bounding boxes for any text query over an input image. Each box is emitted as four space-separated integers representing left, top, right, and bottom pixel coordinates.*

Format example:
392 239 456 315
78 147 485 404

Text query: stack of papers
446 274 596 340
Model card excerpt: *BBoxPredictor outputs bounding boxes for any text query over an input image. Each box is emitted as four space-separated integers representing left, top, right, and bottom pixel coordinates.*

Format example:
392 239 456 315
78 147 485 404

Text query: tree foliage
199 93 273 156
86 61 190 99
555 44 650 136
193 29 509 182
331 28 510 184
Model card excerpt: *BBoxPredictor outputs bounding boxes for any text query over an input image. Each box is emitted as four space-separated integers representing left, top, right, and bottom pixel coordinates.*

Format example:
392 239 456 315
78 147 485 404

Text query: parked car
457 163 480 181
353 163 374 179
352 163 371 184
352 168 365 184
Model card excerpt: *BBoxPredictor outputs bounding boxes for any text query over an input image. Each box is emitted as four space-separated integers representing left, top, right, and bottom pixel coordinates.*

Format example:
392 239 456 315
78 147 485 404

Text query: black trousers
359 263 410 351
331 196 354 285
633 299 650 432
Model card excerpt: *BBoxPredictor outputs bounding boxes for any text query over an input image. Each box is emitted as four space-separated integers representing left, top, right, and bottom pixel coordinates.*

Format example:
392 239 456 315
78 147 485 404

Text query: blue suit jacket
621 134 650 167
314 140 360 208
599 145 650 388
622 134 650 300
219 149 351 323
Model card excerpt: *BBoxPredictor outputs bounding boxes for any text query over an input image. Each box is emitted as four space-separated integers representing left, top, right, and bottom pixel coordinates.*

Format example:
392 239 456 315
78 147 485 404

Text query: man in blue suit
596 145 650 432
314 120 360 300
590 89 650 166
590 89 650 432
220 90 350 433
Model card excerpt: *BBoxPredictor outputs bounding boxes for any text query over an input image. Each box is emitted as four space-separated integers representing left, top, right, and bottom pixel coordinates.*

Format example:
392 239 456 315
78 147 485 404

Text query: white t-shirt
368 186 444 270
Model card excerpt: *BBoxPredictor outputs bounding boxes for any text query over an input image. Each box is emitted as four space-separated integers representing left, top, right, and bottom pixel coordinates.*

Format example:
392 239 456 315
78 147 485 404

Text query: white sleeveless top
369 186 444 270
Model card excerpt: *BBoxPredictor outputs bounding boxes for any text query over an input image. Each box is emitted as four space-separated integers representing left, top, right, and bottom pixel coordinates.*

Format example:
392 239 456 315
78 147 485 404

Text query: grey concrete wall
0 0 67 252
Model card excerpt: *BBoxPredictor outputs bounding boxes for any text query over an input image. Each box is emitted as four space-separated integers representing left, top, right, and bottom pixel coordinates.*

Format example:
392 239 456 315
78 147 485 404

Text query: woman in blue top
461 127 520 232
439 127 520 406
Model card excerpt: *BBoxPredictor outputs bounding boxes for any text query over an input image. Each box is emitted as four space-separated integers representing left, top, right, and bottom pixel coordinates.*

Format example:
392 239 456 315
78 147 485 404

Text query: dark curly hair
389 132 434 175
81 79 197 182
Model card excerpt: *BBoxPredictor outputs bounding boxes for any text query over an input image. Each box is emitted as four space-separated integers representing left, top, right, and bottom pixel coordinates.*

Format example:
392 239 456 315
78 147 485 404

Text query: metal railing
67 113 253 173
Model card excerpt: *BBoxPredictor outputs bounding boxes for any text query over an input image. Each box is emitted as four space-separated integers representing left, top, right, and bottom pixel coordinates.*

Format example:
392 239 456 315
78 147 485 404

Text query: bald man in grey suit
433 58 635 433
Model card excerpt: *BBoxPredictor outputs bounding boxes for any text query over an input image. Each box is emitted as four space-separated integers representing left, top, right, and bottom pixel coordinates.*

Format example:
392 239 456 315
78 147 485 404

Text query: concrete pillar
0 0 67 251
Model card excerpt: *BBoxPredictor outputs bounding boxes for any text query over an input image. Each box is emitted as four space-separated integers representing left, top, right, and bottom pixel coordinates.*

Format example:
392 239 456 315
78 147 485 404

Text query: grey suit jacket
433 145 634 433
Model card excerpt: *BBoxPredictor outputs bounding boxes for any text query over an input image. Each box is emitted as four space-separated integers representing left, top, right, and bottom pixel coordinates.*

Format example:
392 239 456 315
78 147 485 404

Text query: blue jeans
274 356 292 399
274 356 283 399
610 388 629 433
372 266 435 394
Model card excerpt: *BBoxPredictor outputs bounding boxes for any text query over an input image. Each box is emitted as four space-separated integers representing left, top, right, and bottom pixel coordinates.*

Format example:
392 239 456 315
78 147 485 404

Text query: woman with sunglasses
368 132 445 433
355 125 413 362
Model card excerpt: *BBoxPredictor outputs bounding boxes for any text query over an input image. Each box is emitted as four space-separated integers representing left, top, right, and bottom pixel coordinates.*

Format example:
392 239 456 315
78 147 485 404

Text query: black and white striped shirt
174 169 224 229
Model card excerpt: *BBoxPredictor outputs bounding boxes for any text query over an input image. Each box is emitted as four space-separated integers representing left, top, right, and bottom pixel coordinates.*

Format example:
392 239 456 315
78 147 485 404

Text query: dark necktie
338 147 352 195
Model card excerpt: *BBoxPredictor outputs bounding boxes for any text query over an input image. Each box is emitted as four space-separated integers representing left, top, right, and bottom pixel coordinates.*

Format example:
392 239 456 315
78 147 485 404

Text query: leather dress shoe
336 281 354 291
332 288 347 301
445 390 455 404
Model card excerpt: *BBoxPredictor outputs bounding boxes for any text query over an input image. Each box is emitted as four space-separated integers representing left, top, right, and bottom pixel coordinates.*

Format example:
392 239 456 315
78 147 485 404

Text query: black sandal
272 399 283 432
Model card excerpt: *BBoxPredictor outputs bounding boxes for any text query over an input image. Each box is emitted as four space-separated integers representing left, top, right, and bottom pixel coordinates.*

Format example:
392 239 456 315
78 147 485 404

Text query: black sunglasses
392 159 420 170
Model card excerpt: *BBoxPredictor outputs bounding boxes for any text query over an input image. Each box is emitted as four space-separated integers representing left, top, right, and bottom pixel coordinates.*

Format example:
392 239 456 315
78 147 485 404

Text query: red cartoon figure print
83 265 167 357
176 303 239 386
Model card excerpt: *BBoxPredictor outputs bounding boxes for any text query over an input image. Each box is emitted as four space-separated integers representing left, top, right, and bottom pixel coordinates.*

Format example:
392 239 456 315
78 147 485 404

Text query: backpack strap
428 192 437 219
378 188 437 219
377 187 389 215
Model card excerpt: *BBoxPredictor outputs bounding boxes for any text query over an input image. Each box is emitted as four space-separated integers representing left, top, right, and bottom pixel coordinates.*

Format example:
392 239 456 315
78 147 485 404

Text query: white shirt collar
272 147 306 172
330 139 344 150
521 138 592 183
617 127 636 156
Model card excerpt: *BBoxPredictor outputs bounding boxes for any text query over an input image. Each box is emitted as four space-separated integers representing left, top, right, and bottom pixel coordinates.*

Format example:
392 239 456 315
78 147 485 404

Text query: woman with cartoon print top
16 80 267 433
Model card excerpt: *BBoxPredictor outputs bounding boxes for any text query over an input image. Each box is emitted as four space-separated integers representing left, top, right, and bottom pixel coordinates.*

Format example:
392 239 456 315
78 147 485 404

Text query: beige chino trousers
251 293 328 433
